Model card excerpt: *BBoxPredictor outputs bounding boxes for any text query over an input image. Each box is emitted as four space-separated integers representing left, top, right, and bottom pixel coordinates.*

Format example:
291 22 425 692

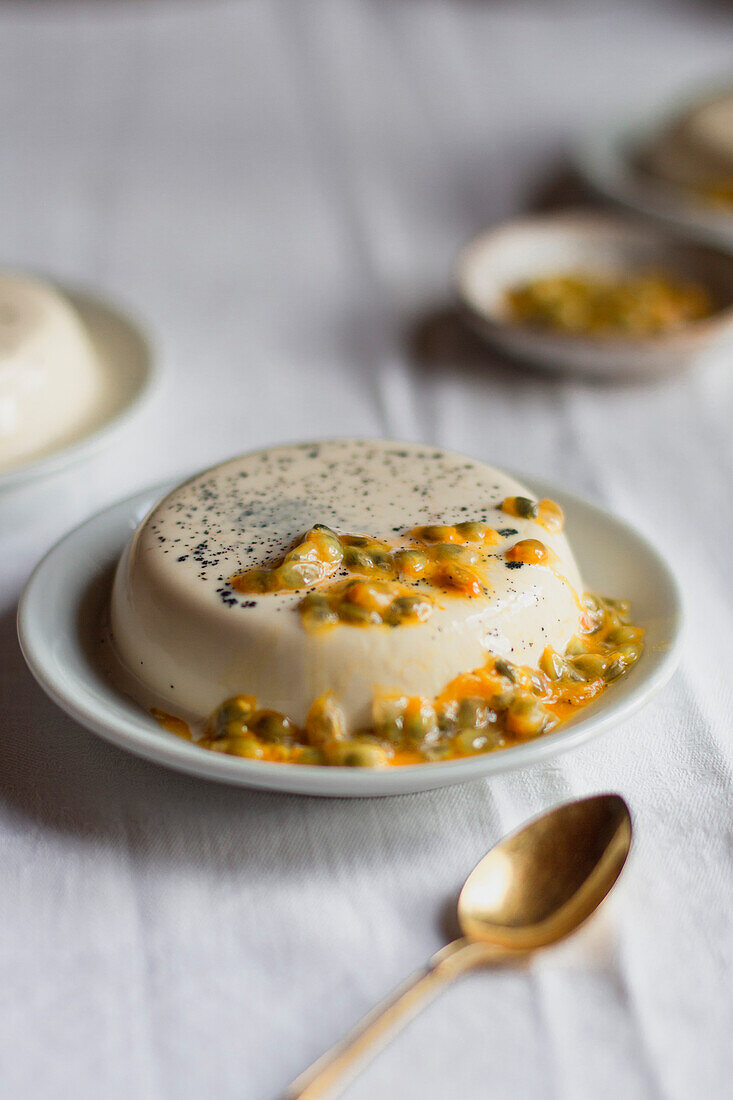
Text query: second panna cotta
0 272 104 472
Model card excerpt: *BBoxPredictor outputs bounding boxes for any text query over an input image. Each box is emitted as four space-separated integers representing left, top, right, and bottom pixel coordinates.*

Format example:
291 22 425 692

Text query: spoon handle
284 938 503 1100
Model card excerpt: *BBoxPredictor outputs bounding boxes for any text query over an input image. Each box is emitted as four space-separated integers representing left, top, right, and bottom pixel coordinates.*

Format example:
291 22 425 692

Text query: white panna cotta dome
110 441 585 730
0 272 103 471
644 87 733 191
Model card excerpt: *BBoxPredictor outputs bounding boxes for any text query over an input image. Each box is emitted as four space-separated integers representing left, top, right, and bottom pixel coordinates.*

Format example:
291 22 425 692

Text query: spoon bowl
287 794 632 1098
458 793 632 951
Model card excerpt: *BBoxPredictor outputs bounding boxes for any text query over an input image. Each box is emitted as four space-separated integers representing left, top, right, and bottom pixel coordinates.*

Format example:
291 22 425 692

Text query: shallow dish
576 120 733 249
17 473 683 797
0 283 157 493
456 210 733 380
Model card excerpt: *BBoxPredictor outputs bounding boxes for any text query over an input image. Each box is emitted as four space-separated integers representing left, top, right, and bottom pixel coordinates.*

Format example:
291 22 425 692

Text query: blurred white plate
0 285 158 493
576 121 733 250
17 475 683 798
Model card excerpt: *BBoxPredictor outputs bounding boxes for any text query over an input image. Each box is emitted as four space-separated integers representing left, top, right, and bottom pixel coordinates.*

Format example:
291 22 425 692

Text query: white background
1 2 732 1098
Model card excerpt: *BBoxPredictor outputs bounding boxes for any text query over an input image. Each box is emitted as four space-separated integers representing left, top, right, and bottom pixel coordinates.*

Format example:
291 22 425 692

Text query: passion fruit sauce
155 591 642 767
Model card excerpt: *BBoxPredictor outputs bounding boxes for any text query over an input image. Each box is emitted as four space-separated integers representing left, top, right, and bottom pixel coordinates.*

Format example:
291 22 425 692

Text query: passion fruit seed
570 653 607 680
305 694 346 746
222 717 251 739
434 543 480 566
423 743 454 761
239 567 272 593
438 563 482 595
385 595 432 625
207 739 233 753
343 547 375 571
295 746 326 765
251 710 295 743
514 497 539 519
339 603 382 625
300 593 340 626
489 688 515 711
539 648 563 681
606 624 639 646
616 644 641 663
372 697 407 743
329 741 390 767
537 500 565 533
418 525 456 543
403 702 439 747
565 634 591 656
311 523 340 540
604 646 641 682
215 694 257 728
228 736 265 759
505 695 550 738
506 538 550 565
493 658 516 682
455 728 490 755
455 521 489 541
436 703 459 733
601 596 631 617
456 697 494 730
393 548 428 576
541 649 585 682
275 562 312 589
433 543 465 561
342 580 393 611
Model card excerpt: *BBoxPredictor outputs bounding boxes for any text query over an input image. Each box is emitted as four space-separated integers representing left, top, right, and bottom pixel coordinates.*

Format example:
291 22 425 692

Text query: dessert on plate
110 440 642 767
0 272 104 472
641 87 733 208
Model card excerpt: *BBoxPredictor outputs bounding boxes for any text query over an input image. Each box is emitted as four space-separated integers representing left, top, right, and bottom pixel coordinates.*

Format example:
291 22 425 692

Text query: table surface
1 2 732 1098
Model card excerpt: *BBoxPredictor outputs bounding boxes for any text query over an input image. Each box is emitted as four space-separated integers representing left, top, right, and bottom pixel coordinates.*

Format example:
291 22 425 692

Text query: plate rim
0 281 161 493
17 471 685 797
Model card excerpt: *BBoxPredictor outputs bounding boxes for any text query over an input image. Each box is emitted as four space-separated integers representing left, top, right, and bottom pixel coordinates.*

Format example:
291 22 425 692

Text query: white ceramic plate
0 285 158 493
576 122 733 250
17 476 683 798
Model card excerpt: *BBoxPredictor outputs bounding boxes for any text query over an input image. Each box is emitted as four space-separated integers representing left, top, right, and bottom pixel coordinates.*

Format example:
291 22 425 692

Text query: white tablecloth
1 3 732 1098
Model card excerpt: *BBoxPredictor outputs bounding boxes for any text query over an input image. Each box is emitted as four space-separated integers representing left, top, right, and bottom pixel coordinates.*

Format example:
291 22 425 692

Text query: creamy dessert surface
0 273 104 471
111 440 586 732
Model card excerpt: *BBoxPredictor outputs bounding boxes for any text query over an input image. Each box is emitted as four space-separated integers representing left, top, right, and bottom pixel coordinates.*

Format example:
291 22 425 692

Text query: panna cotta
642 87 733 202
0 272 103 471
111 441 587 725
110 441 643 767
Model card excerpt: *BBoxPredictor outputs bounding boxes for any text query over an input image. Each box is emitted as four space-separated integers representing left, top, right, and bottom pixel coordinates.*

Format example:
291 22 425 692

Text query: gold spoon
286 793 631 1100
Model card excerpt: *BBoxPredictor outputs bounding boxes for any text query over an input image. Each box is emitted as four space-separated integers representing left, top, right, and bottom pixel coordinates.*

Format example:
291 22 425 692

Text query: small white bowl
0 282 157 494
456 210 733 380
17 473 683 799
